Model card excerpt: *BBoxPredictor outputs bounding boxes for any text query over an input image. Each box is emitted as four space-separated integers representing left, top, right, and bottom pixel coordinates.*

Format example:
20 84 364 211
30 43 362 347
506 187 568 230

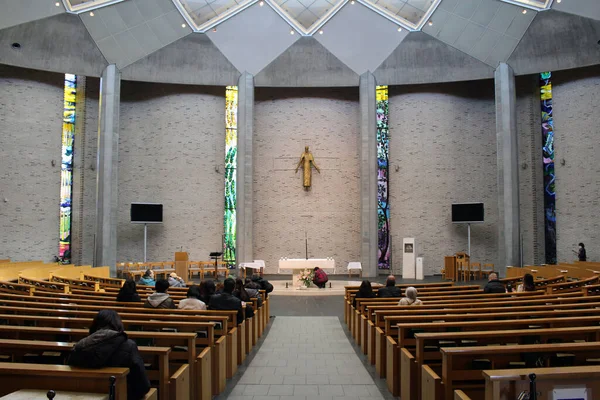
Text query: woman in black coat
68 310 150 400
116 278 141 302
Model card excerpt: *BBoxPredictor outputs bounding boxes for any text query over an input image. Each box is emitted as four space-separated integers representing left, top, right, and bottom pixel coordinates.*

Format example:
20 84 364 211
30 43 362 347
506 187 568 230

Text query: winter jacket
377 286 401 298
178 298 207 310
116 290 141 302
168 277 186 288
138 276 156 286
68 329 150 400
579 248 587 262
313 269 328 284
483 279 506 293
144 292 176 309
209 292 244 324
398 297 422 306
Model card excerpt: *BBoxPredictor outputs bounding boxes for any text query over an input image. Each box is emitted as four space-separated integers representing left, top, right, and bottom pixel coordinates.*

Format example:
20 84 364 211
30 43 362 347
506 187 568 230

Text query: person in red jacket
312 266 328 289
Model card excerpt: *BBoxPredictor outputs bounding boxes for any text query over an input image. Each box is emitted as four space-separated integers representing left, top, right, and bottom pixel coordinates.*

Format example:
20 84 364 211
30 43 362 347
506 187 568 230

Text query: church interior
0 0 600 398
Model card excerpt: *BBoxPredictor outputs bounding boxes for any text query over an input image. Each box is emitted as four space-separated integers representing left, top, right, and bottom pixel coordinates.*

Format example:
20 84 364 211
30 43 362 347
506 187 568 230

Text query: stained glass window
540 72 556 264
59 74 77 263
223 86 238 266
376 85 390 270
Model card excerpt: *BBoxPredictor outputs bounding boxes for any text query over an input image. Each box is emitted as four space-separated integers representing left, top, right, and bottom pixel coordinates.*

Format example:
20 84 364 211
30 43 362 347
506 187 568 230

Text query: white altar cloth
277 258 336 274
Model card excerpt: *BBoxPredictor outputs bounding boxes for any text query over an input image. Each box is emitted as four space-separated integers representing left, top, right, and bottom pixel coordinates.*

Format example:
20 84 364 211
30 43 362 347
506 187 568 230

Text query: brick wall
117 81 225 263
253 87 361 274
388 80 498 276
0 65 63 262
553 65 600 263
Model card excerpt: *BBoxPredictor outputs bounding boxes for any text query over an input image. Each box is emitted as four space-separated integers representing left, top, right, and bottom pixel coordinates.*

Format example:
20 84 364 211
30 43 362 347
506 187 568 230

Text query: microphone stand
305 230 308 260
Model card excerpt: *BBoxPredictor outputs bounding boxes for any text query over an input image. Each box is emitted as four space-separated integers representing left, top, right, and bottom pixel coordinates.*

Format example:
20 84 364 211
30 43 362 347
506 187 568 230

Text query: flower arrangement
297 268 314 288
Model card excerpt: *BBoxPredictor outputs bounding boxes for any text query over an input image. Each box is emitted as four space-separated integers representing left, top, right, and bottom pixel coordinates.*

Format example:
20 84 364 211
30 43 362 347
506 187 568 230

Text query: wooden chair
458 260 471 282
481 263 494 278
471 262 481 280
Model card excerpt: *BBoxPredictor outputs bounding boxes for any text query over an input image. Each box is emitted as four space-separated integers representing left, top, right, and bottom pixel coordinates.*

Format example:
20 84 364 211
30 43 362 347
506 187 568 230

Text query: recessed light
89 11 94 16
319 30 323 34
55 2 60 6
213 27 217 32
428 20 433 26
181 23 186 28
259 0 264 5
522 9 527 14
350 0 355 4
556 0 561 2
397 26 402 32
290 29 295 35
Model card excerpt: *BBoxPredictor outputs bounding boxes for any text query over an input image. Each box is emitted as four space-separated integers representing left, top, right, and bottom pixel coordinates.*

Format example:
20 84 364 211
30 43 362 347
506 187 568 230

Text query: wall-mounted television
452 203 484 224
131 203 163 224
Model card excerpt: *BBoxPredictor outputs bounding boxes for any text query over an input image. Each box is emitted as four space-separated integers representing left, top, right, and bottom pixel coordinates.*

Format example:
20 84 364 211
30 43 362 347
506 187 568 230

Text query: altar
278 258 336 288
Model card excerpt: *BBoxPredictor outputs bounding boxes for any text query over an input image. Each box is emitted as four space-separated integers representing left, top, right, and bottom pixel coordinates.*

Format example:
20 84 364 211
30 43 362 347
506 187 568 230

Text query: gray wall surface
0 65 63 262
552 65 600 264
117 81 225 262
253 87 361 274
388 80 499 275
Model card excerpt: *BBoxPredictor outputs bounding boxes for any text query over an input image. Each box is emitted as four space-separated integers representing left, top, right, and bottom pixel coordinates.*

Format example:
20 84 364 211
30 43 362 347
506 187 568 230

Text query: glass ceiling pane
178 0 253 29
273 0 340 32
363 0 435 27
501 0 550 10
64 0 122 11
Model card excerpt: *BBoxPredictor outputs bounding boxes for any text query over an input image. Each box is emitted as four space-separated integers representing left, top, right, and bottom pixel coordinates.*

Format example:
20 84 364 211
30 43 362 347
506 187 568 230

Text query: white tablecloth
278 258 336 274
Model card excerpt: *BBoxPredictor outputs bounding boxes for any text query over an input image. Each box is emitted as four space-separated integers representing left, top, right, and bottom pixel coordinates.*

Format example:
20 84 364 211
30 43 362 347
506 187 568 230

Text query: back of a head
359 280 372 296
489 272 498 281
187 285 201 299
144 269 153 278
314 267 319 272
223 278 235 294
386 275 396 287
155 278 169 293
524 273 535 289
90 309 124 334
121 278 137 294
235 278 244 290
406 286 418 300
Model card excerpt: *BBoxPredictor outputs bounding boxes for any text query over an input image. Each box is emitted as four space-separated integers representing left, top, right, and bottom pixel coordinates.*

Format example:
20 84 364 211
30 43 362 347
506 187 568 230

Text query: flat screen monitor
452 203 484 224
131 203 163 224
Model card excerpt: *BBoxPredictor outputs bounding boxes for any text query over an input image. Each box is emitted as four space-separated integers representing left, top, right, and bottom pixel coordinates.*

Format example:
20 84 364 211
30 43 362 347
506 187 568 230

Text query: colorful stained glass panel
540 72 556 264
377 86 390 270
223 86 238 266
59 74 76 263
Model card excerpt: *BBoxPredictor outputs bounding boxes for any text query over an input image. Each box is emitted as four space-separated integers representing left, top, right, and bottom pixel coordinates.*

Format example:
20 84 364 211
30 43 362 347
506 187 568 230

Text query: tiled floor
226 316 383 400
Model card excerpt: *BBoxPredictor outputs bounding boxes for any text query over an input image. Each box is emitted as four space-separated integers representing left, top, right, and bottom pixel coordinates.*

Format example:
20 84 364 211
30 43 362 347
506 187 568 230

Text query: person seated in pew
116 278 141 302
199 279 216 304
244 278 263 306
233 278 255 318
68 310 151 400
168 272 186 288
517 273 536 292
353 280 376 307
144 279 176 309
398 286 422 305
251 274 274 296
209 278 245 325
483 272 506 293
377 275 401 297
178 285 207 310
138 269 156 286
312 266 329 289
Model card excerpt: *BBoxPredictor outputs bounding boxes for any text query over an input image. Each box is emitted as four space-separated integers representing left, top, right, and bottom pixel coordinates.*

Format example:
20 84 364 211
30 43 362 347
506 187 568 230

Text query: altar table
278 259 336 288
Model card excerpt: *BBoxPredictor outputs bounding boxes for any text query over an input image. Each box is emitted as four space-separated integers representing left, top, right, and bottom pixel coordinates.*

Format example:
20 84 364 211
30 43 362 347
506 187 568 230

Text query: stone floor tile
243 385 271 396
341 385 372 396
318 384 344 396
260 375 285 385
283 375 306 385
293 385 319 396
268 384 295 395
306 374 329 384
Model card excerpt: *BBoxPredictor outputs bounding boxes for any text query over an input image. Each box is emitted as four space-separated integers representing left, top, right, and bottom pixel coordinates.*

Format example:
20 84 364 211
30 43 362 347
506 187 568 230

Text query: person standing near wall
578 243 587 261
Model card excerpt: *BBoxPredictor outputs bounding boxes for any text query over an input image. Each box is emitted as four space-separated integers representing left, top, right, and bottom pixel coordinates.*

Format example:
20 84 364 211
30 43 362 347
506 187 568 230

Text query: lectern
174 252 189 280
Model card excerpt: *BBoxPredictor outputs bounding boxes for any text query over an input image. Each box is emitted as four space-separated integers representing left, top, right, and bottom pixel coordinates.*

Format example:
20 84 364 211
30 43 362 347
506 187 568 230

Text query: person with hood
178 285 207 310
144 279 176 309
244 278 263 307
138 269 156 286
578 243 587 262
116 278 141 302
199 280 216 304
312 266 328 289
68 310 150 400
168 272 186 288
377 275 401 297
251 274 273 295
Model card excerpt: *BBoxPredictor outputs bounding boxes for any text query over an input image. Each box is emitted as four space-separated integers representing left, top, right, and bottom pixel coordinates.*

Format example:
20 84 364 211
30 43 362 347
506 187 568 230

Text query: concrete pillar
236 72 254 266
495 63 521 276
94 65 120 276
359 72 378 277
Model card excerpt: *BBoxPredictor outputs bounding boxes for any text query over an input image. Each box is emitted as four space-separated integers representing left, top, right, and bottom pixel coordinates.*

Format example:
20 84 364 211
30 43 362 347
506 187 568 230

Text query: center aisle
227 316 384 400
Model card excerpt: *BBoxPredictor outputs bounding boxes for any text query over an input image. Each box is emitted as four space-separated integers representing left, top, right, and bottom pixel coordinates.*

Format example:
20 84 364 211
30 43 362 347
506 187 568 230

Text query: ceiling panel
270 0 342 33
552 0 600 21
315 2 408 74
175 0 254 31
363 0 437 29
424 0 536 67
0 0 65 31
80 0 191 68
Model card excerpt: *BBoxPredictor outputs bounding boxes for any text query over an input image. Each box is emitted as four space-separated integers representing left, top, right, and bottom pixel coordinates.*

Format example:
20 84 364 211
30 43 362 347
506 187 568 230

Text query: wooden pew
18 276 69 293
401 326 600 400
483 366 600 400
0 325 201 400
0 339 174 400
0 363 129 399
51 275 100 291
0 281 34 295
435 342 600 400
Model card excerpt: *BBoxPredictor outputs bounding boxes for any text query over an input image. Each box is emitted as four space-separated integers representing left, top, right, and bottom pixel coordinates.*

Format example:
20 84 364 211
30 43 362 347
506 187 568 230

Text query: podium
402 238 416 279
174 252 189 280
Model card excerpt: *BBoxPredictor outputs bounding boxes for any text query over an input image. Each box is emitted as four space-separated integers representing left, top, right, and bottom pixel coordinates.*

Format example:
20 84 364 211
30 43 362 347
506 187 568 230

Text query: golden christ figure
295 146 320 189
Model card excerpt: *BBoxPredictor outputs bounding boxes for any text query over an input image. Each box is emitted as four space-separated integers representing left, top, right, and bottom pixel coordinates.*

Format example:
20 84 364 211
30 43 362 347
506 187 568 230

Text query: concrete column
495 63 521 276
236 72 254 266
94 64 120 276
359 72 378 277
